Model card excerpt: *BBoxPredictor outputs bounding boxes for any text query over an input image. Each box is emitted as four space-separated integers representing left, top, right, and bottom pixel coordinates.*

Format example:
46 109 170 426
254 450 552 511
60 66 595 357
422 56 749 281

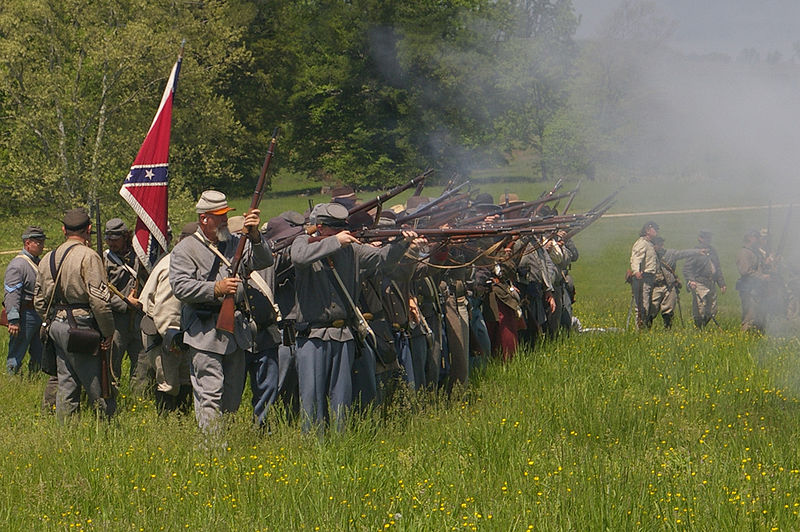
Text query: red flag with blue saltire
119 51 182 271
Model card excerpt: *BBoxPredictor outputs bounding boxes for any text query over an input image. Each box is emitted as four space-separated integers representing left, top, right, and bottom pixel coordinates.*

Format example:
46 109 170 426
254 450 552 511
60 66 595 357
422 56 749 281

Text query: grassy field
2 172 800 529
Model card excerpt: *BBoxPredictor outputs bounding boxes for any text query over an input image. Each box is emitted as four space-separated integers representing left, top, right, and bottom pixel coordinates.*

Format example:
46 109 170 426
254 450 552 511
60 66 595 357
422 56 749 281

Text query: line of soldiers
2 186 584 432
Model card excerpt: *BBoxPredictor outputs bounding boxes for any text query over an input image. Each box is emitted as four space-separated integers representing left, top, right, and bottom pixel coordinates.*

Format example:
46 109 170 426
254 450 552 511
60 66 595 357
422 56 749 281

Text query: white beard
216 226 232 243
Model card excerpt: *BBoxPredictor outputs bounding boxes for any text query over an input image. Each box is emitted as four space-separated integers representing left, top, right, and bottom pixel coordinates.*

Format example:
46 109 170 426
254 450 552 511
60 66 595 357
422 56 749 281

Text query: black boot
662 313 673 329
177 385 193 414
155 391 180 415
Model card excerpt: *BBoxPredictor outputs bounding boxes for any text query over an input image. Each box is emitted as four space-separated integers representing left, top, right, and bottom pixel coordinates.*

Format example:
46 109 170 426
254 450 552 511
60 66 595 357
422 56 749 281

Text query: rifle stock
216 128 279 333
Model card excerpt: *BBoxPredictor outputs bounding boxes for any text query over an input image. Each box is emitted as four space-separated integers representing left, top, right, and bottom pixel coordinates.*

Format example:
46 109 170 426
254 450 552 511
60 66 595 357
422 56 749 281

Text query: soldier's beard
216 226 232 243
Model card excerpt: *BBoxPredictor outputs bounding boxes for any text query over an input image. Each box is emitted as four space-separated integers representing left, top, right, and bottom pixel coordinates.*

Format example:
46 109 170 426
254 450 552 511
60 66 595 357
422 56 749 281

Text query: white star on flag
145 169 155 180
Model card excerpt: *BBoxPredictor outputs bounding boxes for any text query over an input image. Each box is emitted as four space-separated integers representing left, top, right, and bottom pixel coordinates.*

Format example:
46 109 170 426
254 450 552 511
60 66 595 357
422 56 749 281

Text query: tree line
1 0 795 218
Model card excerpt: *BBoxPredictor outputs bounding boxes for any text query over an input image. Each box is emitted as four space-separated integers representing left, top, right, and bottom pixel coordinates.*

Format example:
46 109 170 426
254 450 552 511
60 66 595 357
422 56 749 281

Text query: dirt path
603 203 791 219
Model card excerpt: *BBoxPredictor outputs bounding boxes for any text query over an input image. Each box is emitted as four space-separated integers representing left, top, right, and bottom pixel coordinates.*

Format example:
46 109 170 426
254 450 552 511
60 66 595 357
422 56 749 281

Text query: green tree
493 0 580 182
0 0 251 217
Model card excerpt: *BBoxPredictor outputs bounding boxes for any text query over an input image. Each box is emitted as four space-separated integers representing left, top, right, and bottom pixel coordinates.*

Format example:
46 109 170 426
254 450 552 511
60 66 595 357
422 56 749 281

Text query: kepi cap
21 226 46 240
104 218 129 238
314 203 349 227
196 190 234 215
63 208 91 231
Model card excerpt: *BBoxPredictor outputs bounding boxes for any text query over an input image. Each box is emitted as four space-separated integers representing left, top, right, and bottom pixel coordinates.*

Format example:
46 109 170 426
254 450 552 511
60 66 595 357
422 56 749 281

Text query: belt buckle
362 313 374 321
331 319 345 328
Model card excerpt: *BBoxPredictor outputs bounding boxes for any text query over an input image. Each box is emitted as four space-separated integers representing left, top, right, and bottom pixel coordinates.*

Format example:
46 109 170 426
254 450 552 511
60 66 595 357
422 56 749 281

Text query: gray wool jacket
291 234 410 342
169 229 273 355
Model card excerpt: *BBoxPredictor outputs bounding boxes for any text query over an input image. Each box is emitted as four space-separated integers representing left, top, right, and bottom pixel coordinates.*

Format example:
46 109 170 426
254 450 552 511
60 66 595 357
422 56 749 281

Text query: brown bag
0 307 7 327
65 308 102 356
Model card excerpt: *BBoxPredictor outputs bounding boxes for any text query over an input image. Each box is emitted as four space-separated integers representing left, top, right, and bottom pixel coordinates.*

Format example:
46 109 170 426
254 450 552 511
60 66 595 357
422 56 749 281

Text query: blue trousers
6 309 42 374
295 337 355 432
246 345 279 427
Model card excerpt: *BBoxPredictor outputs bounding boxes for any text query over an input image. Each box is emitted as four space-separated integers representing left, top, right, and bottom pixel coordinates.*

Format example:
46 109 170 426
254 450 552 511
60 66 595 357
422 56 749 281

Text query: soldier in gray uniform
650 236 704 329
683 230 726 329
169 191 272 432
629 221 659 329
33 208 116 420
103 218 152 393
516 235 557 346
4 226 46 374
736 230 770 333
291 203 415 431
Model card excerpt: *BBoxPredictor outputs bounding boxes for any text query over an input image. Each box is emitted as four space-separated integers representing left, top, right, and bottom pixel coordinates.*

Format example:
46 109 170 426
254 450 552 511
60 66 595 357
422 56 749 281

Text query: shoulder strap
44 243 79 319
17 253 38 271
191 233 227 281
105 249 139 278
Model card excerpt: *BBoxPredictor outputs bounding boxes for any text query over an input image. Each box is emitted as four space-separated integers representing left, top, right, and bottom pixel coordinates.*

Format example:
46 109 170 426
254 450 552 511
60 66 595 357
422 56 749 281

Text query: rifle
767 201 773 255
216 128 279 333
94 197 111 398
395 181 470 225
357 224 572 243
458 191 572 226
562 179 582 215
774 204 793 260
538 178 563 200
347 169 433 216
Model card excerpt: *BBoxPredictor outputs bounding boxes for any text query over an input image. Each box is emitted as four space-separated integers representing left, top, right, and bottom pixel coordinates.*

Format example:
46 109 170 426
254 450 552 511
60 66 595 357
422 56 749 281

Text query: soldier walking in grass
3 226 46 374
736 230 770 333
650 236 704 329
683 230 726 329
629 221 659 329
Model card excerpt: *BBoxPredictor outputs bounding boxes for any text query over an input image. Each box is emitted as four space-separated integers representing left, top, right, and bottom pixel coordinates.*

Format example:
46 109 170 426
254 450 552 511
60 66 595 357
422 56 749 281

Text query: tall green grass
2 174 800 529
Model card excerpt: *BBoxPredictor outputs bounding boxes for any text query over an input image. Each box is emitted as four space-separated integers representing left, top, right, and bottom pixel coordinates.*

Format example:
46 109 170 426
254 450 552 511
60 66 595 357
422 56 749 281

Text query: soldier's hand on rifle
409 236 427 252
215 277 241 297
401 230 419 243
127 290 142 310
688 281 697 290
335 231 360 247
243 209 262 242
634 271 643 280
100 337 113 351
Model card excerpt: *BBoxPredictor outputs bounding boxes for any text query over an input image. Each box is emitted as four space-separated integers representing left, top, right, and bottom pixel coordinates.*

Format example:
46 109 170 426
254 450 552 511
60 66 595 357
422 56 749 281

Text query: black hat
105 218 129 238
279 211 306 227
347 210 373 230
473 192 494 205
698 229 712 240
21 226 46 240
330 186 356 201
375 210 397 228
264 216 304 243
63 208 90 231
640 220 659 236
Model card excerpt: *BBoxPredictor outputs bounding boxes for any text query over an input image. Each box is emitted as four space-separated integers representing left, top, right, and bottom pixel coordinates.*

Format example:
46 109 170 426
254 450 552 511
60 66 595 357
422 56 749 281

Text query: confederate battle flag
119 50 182 271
